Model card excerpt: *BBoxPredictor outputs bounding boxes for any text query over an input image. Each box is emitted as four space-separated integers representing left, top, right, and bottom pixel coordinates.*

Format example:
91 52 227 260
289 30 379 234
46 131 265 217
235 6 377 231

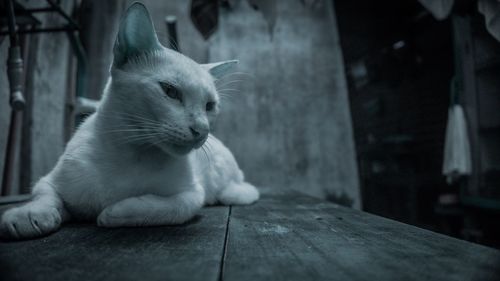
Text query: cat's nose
189 126 208 140
190 127 200 138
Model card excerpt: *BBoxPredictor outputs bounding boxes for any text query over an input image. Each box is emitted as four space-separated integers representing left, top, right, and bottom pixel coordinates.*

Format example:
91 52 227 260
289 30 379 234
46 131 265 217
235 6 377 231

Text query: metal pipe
19 25 34 194
6 0 19 42
165 15 180 52
6 0 26 111
22 7 56 13
46 0 79 29
0 26 78 35
1 110 23 196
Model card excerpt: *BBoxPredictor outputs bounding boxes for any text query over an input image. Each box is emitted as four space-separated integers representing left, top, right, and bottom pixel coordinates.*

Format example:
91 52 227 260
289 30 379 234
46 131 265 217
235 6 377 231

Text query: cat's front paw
218 182 260 206
97 198 145 227
97 206 124 227
0 204 61 239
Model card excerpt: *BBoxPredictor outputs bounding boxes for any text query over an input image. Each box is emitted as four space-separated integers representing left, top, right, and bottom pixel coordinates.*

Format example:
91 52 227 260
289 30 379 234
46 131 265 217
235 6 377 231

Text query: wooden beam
1 192 499 280
223 190 500 280
0 206 230 281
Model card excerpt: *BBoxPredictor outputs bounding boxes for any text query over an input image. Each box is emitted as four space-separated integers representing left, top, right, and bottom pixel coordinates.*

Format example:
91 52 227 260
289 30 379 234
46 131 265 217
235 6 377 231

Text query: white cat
0 3 259 239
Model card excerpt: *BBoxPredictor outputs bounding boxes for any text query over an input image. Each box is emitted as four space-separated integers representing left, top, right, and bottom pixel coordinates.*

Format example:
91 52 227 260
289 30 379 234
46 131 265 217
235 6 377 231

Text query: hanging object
165 15 181 52
417 0 455 20
478 0 500 42
190 0 219 40
247 0 277 37
442 103 472 184
189 0 277 40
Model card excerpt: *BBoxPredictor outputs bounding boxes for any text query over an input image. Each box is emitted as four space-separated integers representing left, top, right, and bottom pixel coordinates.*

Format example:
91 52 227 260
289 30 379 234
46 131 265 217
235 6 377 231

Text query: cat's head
107 2 236 156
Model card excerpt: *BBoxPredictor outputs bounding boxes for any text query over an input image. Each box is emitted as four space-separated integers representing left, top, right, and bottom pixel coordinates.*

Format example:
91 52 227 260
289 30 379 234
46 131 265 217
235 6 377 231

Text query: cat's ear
113 2 161 67
202 60 238 79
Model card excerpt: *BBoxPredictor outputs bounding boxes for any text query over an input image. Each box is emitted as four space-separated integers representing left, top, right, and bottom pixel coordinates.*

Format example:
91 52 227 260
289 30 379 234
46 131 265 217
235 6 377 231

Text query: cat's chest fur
57 116 195 218
107 148 191 195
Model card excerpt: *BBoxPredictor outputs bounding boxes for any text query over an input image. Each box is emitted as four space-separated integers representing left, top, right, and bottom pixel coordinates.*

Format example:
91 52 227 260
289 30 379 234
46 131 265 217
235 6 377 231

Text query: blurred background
0 0 499 248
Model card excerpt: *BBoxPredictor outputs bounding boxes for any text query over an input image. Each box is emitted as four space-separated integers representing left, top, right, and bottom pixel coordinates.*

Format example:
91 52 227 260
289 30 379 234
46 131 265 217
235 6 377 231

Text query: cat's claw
0 205 61 239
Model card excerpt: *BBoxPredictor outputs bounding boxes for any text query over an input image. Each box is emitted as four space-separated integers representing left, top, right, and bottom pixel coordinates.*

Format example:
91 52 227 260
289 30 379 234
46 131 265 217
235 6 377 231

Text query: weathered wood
1 192 499 281
0 206 229 281
0 194 31 205
223 190 500 281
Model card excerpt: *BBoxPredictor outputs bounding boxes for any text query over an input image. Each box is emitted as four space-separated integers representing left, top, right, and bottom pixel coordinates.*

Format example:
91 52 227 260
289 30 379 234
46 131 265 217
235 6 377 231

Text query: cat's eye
206 101 216 111
159 82 182 102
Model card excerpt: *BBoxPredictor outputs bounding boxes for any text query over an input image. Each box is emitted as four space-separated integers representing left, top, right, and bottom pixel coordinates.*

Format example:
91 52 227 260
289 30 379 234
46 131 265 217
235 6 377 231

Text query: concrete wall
208 1 360 207
1 0 360 208
29 1 73 185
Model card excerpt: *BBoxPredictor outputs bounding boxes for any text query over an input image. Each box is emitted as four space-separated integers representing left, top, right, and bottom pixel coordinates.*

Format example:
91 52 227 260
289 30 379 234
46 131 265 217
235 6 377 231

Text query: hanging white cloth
418 0 455 20
442 105 472 184
418 0 500 43
478 0 500 42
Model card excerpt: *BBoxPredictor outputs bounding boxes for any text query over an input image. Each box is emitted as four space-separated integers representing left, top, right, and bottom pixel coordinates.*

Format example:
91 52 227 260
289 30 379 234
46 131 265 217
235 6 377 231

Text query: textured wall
28 2 72 185
208 1 360 207
1 0 360 208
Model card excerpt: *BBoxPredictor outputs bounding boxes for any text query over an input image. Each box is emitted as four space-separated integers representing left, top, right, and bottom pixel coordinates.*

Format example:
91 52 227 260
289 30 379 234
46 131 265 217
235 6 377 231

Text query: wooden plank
0 206 229 281
0 194 31 205
223 190 500 281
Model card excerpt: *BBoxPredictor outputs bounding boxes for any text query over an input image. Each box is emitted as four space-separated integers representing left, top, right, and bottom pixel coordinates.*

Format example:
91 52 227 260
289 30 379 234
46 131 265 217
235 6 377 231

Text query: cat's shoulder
64 113 99 154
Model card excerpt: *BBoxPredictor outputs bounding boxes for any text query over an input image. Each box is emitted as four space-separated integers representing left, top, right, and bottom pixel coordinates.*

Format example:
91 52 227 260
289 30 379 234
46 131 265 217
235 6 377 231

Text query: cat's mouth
193 134 208 149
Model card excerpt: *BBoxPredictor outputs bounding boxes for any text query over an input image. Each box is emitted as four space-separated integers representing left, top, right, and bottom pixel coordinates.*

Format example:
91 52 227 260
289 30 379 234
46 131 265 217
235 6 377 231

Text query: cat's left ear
113 2 162 68
202 60 238 79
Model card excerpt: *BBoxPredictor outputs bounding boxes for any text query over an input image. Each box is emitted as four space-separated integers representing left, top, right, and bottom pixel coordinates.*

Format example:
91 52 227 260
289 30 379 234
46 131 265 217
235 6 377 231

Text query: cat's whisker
218 96 237 105
218 94 237 102
155 32 180 52
113 135 157 146
203 138 215 166
199 146 211 167
98 114 163 127
99 109 160 122
115 112 163 125
218 93 239 98
140 134 168 151
217 87 240 91
112 132 165 146
97 113 173 134
214 79 244 88
96 121 163 132
103 125 161 131
216 72 255 82
217 89 241 95
98 129 160 136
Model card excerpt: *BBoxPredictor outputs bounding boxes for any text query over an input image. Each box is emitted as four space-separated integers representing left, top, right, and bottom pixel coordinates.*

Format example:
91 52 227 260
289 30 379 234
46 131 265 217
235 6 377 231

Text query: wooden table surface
1 190 499 281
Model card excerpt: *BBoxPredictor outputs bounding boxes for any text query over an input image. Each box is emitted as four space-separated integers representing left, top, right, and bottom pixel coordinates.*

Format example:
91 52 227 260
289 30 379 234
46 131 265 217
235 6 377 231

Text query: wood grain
223 191 500 281
1 192 500 281
0 206 229 281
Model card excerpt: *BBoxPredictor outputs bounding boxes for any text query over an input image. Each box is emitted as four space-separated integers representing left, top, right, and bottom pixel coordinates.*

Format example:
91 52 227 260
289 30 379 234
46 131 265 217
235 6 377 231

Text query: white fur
0 3 258 239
